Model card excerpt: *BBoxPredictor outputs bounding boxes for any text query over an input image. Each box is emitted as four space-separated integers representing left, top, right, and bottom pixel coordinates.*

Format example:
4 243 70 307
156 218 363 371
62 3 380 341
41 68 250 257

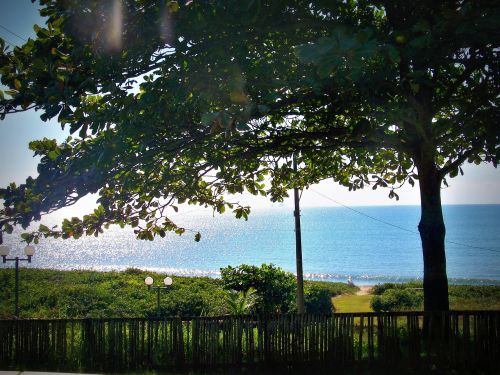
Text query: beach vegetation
369 282 500 311
0 268 226 318
224 287 258 315
371 289 424 312
372 282 422 295
0 267 356 318
304 284 335 314
220 263 297 314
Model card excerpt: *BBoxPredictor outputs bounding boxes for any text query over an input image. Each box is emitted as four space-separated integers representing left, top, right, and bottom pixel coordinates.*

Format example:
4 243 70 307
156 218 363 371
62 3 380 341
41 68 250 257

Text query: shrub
148 291 208 318
372 283 406 295
59 285 113 317
371 282 422 295
371 289 423 312
304 285 334 314
124 267 144 275
149 280 227 317
220 264 296 314
224 287 258 315
305 280 358 296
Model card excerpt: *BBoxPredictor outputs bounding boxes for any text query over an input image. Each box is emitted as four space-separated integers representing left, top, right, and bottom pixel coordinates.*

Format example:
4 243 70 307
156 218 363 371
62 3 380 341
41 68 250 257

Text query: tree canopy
1 0 499 312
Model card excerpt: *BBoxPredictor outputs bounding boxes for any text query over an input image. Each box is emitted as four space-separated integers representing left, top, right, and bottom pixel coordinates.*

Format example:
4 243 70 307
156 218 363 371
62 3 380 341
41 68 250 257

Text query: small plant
224 287 258 315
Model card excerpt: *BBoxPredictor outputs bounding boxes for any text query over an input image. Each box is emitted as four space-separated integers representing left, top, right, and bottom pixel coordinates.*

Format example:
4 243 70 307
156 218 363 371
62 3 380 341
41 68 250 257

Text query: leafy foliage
304 285 335 314
371 289 424 312
0 0 495 242
0 268 226 318
370 283 500 311
305 280 359 297
448 285 500 310
0 269 497 318
372 282 422 295
224 287 258 315
220 264 296 314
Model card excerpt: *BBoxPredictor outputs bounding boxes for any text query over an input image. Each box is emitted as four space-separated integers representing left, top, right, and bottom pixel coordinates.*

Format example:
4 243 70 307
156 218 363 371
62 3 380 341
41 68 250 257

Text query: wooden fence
1 311 499 372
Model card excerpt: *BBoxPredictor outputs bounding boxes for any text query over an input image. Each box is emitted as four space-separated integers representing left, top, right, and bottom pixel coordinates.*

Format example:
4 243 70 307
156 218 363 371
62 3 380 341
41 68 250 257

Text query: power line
310 188 500 254
445 239 500 253
0 24 27 42
311 188 418 235
0 35 18 48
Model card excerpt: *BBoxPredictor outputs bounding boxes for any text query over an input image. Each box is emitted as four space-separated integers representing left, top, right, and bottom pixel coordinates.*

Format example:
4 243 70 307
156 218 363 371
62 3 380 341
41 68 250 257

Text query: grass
333 283 500 312
333 294 373 313
449 285 500 310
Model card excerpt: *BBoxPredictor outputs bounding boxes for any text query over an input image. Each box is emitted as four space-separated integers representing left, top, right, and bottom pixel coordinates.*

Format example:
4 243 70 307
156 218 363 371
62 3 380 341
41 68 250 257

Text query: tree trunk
417 159 449 312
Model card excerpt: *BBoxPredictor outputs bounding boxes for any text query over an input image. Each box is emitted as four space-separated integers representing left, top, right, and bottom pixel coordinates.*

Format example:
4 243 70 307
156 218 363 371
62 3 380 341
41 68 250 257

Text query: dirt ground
356 285 373 296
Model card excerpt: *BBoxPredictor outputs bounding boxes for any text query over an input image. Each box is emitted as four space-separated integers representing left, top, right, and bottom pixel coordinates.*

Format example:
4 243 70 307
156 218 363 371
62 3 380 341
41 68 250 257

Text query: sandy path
356 285 373 296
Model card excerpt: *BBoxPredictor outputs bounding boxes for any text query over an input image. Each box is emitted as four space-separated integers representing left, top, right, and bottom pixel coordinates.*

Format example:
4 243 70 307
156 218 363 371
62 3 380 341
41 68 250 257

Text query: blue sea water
2 205 500 285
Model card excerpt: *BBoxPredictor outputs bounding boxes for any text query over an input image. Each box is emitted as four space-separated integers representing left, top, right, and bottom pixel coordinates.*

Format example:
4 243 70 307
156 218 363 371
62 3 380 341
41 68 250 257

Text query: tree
1 1 498 312
220 264 296 314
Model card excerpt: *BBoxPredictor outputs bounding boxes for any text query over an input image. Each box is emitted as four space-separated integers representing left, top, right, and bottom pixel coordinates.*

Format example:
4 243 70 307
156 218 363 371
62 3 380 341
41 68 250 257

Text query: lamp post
145 276 173 318
0 244 36 318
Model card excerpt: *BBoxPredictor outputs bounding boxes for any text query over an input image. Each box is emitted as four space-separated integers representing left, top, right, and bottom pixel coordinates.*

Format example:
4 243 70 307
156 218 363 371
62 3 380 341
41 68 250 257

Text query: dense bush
448 285 500 310
370 282 500 311
371 282 422 295
371 289 423 312
4 269 496 318
0 268 227 318
448 285 500 299
220 264 296 314
305 280 358 297
304 285 334 314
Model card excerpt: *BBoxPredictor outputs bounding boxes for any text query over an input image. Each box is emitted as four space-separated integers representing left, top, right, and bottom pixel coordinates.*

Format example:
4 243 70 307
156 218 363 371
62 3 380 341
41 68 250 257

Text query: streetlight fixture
0 244 36 318
145 275 173 318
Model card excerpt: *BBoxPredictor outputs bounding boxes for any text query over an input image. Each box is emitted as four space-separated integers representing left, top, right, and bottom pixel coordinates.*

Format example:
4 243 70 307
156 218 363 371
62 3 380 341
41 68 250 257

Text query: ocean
2 204 499 285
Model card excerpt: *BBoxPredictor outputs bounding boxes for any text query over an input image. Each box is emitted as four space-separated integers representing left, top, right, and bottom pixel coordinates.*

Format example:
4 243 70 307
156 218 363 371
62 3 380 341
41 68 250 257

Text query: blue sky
0 0 499 216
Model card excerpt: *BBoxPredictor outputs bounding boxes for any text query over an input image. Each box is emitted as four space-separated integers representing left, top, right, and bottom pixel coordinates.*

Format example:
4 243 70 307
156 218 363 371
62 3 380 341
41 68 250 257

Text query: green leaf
47 150 59 160
39 224 50 232
385 45 400 63
201 112 218 126
257 104 269 114
3 223 13 234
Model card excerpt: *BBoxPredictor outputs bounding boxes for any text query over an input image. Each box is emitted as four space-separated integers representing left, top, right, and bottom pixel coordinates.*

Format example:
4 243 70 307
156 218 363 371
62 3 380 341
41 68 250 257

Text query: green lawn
333 294 373 313
333 283 500 313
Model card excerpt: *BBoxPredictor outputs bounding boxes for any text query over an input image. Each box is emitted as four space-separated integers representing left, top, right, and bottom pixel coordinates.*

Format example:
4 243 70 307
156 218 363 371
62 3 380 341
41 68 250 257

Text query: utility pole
293 154 305 314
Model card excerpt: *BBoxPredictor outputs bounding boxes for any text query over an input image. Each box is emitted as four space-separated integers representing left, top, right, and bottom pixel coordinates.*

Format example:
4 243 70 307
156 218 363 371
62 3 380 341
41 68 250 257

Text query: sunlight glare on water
2 205 499 285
